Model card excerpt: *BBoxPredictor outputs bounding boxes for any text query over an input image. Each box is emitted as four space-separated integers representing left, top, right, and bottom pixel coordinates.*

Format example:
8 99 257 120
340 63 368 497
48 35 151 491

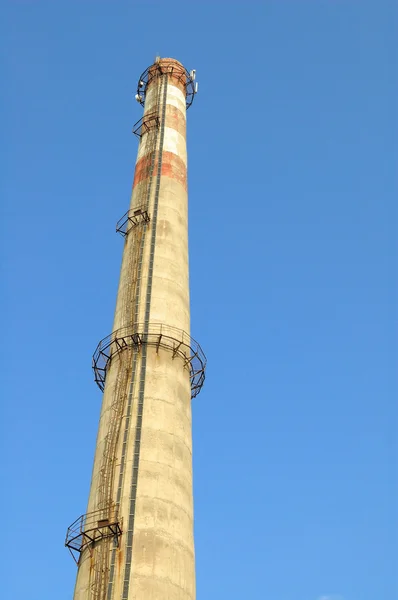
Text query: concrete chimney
66 57 206 600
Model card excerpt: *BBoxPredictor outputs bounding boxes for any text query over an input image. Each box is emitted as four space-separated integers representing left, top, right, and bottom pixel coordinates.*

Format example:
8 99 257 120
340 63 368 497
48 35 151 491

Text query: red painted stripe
133 151 187 190
139 104 186 138
164 104 186 137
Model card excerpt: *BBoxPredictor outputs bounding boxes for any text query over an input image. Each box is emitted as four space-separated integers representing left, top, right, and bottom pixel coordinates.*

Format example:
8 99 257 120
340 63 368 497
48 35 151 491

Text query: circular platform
92 323 206 398
136 61 196 109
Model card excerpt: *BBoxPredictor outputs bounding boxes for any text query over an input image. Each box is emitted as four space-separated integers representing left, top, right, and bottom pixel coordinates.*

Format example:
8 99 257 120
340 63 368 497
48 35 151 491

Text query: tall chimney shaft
66 57 206 600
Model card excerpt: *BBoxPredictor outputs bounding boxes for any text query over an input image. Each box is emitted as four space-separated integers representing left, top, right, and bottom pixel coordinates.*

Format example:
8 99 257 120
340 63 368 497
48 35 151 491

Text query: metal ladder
89 71 164 600
91 350 131 600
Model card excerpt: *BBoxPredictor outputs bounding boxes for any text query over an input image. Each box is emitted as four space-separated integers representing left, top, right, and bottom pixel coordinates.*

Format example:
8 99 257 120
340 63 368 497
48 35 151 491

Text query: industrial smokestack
66 57 206 600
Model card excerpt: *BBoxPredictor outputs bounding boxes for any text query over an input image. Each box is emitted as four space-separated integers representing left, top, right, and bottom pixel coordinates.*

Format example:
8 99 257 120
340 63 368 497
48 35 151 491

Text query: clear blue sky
1 2 397 599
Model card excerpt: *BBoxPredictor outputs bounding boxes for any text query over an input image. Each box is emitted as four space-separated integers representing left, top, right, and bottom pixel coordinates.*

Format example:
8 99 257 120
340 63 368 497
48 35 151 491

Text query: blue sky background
1 2 397 599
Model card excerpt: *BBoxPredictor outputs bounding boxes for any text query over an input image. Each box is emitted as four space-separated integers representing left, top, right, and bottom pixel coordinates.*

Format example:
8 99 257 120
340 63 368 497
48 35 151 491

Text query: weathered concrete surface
73 58 196 600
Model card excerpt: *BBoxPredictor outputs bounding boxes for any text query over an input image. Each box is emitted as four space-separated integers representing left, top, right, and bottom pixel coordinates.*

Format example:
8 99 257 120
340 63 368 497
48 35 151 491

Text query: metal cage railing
92 323 206 398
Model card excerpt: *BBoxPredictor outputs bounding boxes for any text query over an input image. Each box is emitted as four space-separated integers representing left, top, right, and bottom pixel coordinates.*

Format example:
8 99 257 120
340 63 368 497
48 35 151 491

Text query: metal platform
92 323 206 398
132 113 160 138
136 61 197 109
65 508 122 564
116 207 150 237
